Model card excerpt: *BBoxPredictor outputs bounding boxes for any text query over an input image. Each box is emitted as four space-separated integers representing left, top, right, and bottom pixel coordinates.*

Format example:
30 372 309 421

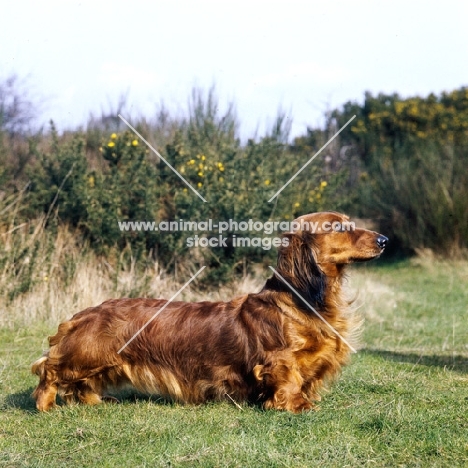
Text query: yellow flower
107 141 115 147
88 175 95 188
197 182 202 188
320 181 327 188
110 133 117 139
198 172 204 177
201 155 206 161
294 202 300 208
132 139 138 146
183 188 188 192
43 275 49 282
264 180 270 185
188 159 195 165
219 177 224 182
316 193 321 199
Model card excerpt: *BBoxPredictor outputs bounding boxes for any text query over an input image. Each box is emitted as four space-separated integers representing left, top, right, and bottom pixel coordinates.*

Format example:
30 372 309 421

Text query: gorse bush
27 123 89 227
1 84 467 295
17 89 335 284
86 130 158 253
333 88 468 255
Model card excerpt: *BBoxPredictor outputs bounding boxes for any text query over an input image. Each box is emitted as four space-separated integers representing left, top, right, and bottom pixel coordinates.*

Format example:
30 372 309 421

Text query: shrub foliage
1 84 467 289
333 88 468 254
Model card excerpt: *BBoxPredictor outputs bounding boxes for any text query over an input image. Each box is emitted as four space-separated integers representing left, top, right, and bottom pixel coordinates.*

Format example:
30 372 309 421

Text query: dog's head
267 212 388 309
290 211 387 266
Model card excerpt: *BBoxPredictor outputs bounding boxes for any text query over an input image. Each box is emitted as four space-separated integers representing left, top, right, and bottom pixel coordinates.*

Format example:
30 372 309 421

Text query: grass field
1 260 467 467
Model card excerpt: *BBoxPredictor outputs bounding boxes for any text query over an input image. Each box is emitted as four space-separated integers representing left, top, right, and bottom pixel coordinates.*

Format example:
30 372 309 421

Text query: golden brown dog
31 211 387 413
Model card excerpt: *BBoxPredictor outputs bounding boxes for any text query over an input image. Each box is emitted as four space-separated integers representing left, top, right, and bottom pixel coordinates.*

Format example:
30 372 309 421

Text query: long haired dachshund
32 212 387 413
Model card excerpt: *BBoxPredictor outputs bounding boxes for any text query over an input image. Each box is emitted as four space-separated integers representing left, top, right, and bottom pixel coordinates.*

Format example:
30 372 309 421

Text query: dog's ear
266 230 326 310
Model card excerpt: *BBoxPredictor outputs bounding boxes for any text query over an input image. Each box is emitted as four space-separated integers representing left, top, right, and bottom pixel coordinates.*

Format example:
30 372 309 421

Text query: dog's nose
376 235 388 249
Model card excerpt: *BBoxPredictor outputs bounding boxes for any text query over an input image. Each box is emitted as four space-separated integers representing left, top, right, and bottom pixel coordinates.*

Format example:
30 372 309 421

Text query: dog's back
32 295 286 411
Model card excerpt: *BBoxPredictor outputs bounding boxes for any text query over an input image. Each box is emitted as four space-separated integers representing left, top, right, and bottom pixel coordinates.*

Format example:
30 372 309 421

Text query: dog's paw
264 392 318 413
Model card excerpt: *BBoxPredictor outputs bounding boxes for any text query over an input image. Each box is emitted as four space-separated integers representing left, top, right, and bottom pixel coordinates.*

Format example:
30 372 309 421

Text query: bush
27 122 89 227
18 89 338 285
334 89 468 255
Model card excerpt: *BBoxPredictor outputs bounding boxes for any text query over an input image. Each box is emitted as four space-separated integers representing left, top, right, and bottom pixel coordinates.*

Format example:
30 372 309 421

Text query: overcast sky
2 0 468 139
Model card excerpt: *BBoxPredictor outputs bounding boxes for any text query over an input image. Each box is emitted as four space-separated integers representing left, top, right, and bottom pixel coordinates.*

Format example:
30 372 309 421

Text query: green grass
1 261 467 467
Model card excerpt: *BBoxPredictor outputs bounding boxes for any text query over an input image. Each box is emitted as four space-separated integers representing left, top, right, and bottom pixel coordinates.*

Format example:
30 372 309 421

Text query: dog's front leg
255 359 317 413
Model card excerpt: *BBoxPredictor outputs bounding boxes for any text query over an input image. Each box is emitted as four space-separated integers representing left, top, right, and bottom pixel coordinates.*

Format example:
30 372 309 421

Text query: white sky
2 0 468 139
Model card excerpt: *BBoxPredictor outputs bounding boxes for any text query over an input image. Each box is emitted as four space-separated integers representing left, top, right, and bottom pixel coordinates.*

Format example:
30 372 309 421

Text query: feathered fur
31 211 387 413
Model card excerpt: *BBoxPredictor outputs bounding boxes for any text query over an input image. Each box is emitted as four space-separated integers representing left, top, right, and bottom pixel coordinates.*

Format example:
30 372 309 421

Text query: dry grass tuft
0 216 266 328
347 271 398 324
